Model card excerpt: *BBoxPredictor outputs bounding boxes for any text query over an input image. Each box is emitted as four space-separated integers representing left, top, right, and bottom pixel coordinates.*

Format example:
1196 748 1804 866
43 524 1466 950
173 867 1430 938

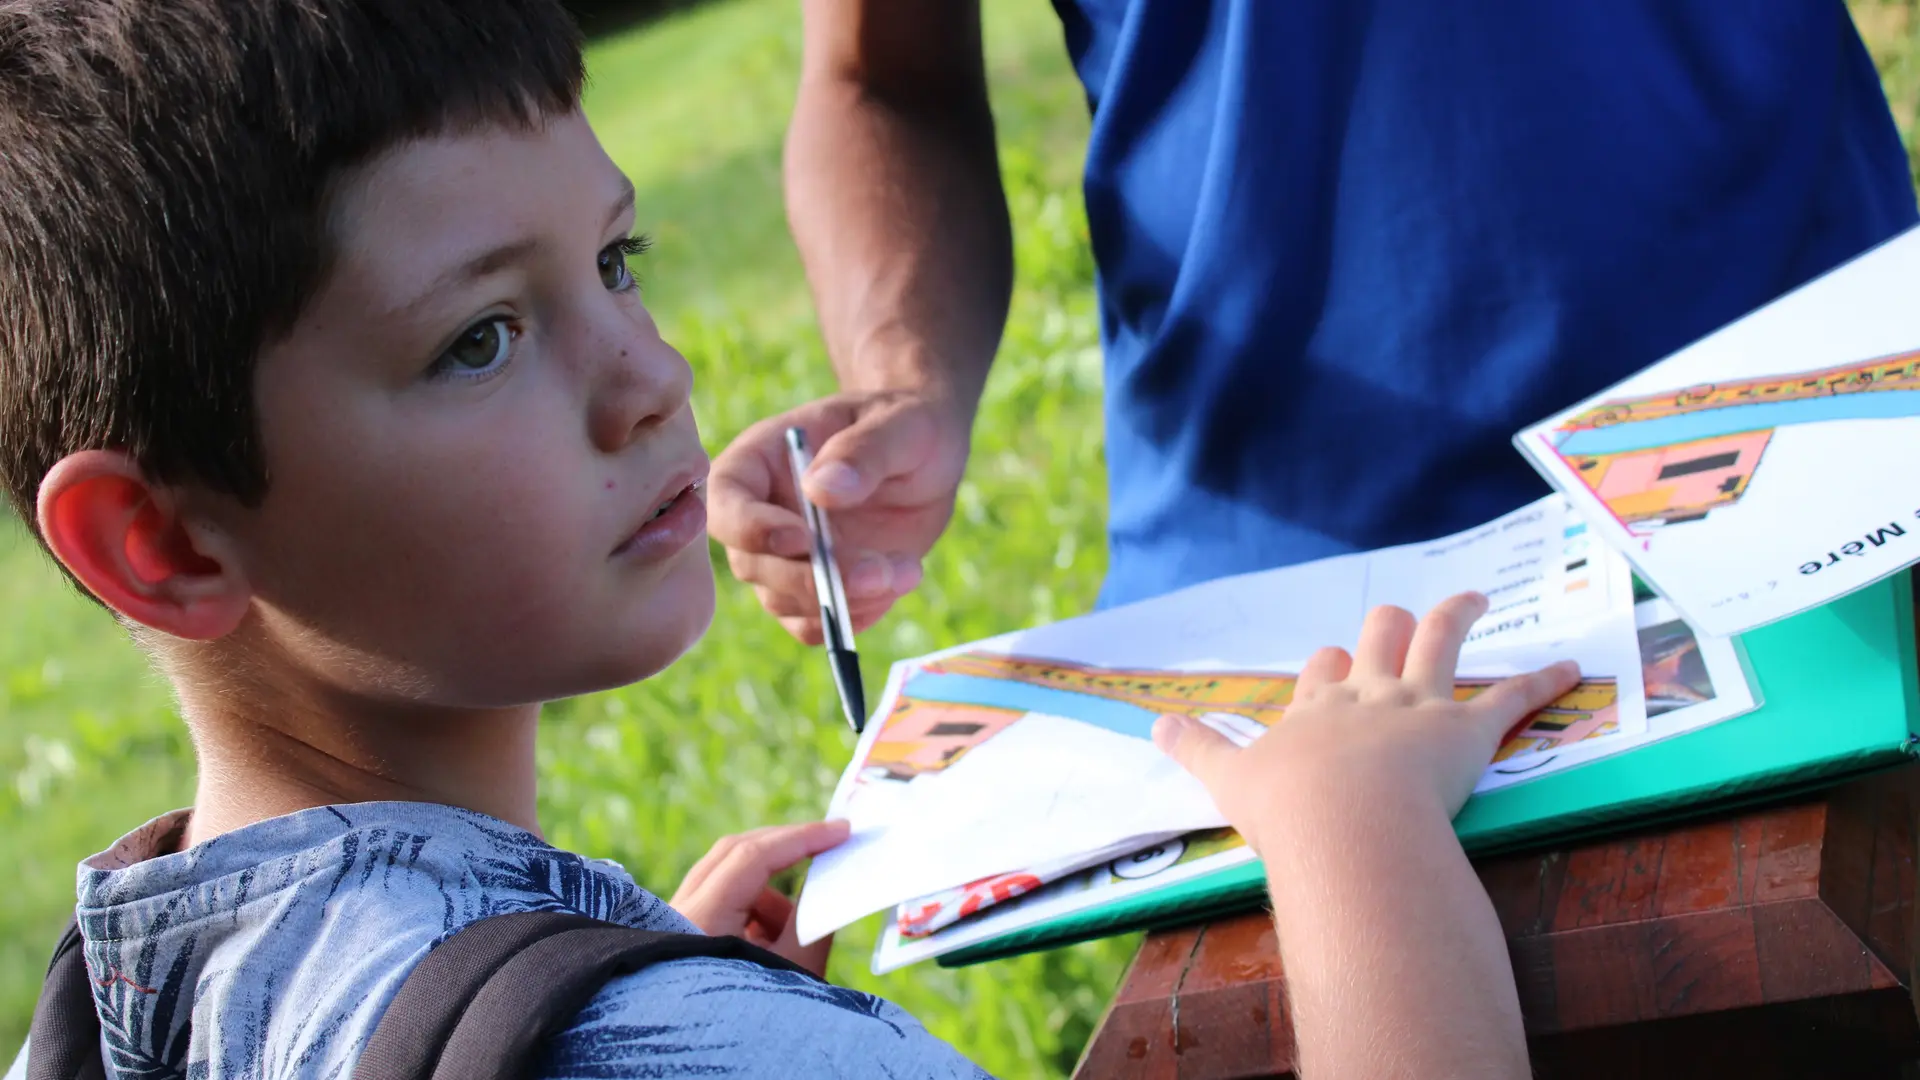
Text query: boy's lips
612 472 709 562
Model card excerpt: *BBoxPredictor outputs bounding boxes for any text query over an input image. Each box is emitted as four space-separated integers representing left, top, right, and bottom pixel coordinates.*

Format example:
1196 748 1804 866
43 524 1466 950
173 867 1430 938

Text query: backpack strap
26 918 106 1080
352 910 817 1080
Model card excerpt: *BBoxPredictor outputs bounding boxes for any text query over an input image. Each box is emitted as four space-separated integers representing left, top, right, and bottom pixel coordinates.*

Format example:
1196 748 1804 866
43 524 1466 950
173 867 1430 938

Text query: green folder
939 571 1920 967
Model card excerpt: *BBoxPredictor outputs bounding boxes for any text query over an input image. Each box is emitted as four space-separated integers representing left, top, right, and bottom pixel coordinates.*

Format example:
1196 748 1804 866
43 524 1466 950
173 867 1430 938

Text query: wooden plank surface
1076 766 1920 1080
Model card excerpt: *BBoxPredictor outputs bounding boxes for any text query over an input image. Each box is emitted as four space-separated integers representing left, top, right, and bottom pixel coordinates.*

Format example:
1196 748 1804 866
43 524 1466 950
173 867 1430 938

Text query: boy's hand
1155 591 1571 1078
669 819 851 978
1154 591 1581 856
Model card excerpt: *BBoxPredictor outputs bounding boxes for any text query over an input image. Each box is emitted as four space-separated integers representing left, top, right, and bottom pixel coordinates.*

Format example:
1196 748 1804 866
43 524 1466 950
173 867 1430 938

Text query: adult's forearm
784 74 1012 417
1262 786 1529 1079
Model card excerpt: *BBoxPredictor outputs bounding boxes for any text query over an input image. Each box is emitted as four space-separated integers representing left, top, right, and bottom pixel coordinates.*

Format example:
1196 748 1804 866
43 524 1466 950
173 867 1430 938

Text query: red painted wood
1077 767 1920 1080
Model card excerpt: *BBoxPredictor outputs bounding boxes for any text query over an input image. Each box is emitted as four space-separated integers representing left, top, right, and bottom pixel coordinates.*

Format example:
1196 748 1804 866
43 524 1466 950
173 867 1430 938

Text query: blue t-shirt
1054 0 1918 608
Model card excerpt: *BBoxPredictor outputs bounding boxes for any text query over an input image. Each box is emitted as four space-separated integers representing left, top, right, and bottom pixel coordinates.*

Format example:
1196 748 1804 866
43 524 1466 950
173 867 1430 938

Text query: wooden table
1075 764 1920 1079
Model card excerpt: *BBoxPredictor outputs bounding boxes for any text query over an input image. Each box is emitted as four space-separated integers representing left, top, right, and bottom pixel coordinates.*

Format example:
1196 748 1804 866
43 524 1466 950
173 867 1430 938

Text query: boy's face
224 111 714 707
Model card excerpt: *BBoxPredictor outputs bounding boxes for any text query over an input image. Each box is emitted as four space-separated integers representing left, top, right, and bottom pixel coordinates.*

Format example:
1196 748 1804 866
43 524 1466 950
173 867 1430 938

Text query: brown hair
0 0 586 548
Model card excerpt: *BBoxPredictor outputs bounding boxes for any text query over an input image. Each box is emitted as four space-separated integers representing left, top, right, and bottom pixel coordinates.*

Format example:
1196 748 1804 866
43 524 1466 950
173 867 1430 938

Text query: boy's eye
430 316 515 379
599 234 651 293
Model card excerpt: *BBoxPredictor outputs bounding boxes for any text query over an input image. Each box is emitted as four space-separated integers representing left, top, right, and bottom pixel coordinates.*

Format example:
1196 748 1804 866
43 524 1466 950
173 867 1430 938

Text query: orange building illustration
862 699 1026 781
1564 429 1773 526
1551 349 1920 529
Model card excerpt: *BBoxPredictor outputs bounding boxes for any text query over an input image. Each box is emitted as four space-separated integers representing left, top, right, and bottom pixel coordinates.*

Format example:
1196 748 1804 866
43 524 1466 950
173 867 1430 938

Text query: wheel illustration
1112 839 1187 879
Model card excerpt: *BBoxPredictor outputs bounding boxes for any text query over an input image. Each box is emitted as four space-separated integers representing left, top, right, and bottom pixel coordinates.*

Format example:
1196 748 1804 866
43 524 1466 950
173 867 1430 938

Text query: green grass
3 1 1918 1074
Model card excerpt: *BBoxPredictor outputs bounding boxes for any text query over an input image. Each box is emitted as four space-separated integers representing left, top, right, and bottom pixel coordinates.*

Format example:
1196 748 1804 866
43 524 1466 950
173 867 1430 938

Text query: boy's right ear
36 451 251 640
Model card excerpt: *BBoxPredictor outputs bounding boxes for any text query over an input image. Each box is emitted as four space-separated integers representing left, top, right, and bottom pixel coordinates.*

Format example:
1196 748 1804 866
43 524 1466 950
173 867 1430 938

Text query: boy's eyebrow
387 237 540 323
386 179 639 323
606 178 636 232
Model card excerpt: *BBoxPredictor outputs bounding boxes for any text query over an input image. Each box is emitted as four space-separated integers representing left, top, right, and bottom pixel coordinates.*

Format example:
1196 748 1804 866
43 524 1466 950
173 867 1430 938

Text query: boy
0 1 1579 1077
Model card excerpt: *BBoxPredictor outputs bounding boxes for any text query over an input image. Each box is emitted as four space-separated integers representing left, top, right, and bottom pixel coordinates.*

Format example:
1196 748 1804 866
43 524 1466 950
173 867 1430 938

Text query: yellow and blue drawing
1550 349 1920 529
859 653 1617 782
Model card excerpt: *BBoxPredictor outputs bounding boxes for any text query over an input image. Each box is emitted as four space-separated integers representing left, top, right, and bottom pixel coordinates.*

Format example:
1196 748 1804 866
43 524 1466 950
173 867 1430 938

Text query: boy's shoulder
74 804 986 1080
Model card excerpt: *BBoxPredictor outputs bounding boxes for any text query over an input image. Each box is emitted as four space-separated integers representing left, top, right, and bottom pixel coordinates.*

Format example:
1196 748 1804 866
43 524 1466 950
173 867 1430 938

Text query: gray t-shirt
15 802 989 1079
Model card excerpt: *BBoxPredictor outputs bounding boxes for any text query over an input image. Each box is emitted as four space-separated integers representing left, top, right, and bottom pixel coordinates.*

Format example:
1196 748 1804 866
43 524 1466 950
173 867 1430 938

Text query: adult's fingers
1350 604 1418 682
1402 592 1490 696
715 497 811 562
727 550 814 618
805 397 955 510
1467 661 1583 745
1152 714 1241 790
727 546 893 606
709 421 810 558
760 588 894 630
1294 646 1352 698
778 615 825 647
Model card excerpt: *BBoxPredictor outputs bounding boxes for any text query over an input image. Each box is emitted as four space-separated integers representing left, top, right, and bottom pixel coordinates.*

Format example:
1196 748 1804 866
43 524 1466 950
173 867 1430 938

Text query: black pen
784 427 867 734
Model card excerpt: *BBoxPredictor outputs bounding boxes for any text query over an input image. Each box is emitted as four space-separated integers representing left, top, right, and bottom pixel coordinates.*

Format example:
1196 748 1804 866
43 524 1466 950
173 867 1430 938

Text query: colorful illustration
861 655 1297 781
1478 678 1619 761
895 829 1252 939
859 652 1619 784
894 829 1249 942
1549 349 1920 529
1638 618 1715 717
898 868 1047 938
884 607 1732 957
802 497 1651 947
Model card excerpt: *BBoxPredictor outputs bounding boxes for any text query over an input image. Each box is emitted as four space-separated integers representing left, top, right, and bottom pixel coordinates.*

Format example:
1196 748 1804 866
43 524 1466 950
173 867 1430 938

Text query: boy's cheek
440 551 715 704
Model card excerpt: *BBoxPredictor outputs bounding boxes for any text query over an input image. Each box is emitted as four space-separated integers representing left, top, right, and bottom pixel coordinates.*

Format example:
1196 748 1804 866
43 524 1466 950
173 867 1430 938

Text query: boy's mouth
612 475 709 560
647 480 700 522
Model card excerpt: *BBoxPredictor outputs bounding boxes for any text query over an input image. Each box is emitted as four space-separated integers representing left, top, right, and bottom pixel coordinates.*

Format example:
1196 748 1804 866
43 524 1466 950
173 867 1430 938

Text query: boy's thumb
1152 714 1238 786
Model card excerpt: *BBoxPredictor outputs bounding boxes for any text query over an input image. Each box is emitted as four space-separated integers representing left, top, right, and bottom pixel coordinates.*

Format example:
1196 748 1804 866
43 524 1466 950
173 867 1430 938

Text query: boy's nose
586 328 694 454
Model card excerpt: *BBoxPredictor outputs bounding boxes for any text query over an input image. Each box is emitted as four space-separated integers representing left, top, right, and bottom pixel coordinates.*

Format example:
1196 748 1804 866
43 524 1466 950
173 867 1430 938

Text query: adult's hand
709 388 972 643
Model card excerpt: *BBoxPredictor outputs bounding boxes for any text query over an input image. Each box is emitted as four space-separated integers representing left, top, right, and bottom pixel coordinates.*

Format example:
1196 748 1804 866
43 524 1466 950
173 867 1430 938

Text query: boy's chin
582 567 717 693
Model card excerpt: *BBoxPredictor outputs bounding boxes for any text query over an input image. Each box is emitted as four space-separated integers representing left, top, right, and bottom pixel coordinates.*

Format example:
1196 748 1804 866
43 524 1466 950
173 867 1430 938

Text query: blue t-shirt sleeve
531 957 993 1079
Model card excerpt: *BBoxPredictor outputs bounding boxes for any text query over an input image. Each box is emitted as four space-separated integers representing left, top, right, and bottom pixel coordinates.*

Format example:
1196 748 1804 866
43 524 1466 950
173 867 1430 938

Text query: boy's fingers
700 827 842 919
1295 646 1352 697
770 908 835 978
674 820 851 913
755 819 853 865
1403 592 1490 696
672 832 741 901
1352 604 1418 681
1152 714 1240 788
1468 661 1583 743
746 887 795 937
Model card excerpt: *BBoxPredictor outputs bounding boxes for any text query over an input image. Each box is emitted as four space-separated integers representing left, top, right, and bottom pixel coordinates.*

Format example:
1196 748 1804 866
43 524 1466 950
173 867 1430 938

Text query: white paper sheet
870 596 1756 972
795 497 1645 944
1515 223 1920 638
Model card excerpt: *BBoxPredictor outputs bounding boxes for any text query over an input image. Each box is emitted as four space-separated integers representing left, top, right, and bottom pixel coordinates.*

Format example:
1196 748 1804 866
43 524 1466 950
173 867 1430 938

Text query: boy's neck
176 652 544 848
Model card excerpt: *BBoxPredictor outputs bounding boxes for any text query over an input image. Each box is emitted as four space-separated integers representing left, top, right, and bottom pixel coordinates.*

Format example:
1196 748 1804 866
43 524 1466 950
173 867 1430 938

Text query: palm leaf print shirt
42 803 992 1079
